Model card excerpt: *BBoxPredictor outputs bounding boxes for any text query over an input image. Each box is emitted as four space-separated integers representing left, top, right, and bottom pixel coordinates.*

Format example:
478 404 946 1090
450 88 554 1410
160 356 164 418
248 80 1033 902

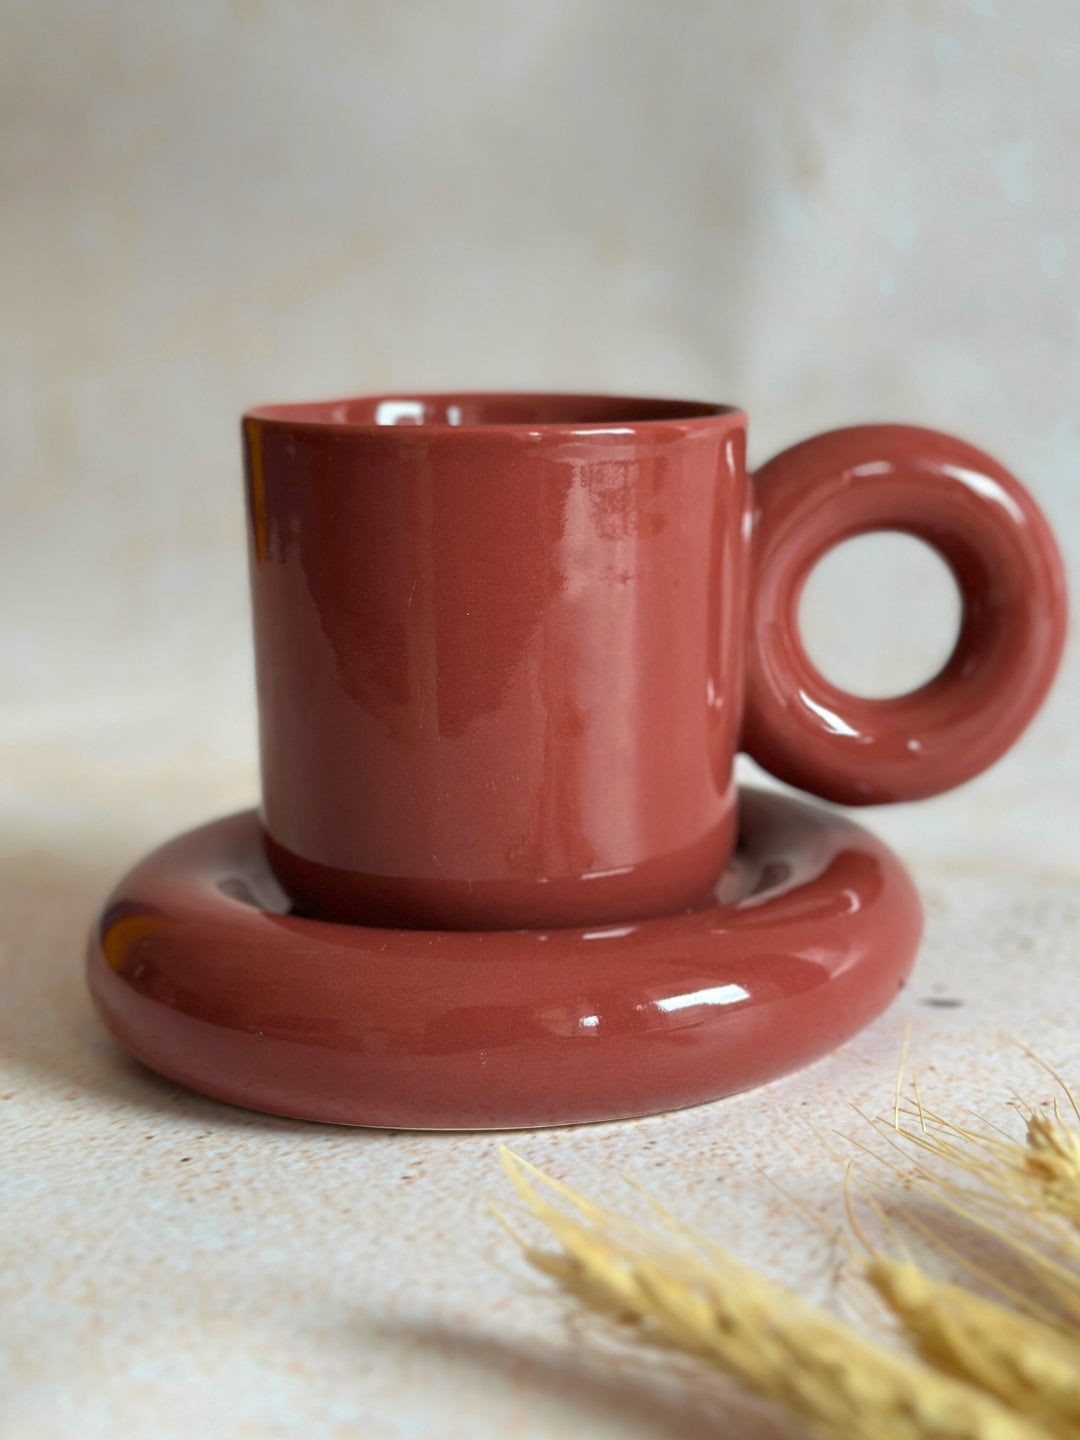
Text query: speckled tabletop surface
5 3 1080 1432
2 649 1077 1438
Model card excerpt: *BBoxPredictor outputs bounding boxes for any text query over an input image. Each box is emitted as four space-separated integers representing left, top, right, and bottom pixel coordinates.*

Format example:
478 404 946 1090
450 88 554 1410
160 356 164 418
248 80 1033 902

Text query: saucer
87 789 922 1130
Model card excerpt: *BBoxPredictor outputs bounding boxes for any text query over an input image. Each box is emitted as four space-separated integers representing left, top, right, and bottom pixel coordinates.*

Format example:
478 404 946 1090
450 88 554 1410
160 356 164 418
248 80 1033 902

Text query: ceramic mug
242 393 1066 930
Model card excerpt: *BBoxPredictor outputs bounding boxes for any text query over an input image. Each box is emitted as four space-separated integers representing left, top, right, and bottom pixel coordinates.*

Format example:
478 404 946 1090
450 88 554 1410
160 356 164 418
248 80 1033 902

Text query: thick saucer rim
87 786 923 1130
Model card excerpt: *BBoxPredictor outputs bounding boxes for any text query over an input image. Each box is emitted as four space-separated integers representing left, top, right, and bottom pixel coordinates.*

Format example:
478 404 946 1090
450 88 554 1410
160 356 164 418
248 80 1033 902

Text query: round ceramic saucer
87 789 922 1130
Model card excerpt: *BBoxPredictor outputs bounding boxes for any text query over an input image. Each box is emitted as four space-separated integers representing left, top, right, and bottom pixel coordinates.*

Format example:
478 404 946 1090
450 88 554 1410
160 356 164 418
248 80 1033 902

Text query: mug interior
247 392 734 429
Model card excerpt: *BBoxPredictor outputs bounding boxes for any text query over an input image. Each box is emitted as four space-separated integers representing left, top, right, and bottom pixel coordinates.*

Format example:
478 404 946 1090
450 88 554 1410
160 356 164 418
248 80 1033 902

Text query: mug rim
244 391 745 435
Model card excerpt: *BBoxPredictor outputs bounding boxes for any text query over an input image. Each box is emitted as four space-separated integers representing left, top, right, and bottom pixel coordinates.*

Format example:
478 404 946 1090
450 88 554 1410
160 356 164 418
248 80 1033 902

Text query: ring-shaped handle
743 424 1067 805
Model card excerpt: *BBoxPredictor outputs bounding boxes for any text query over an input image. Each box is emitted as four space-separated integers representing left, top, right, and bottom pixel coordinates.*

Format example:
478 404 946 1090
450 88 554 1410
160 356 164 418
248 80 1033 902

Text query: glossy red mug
242 393 1065 930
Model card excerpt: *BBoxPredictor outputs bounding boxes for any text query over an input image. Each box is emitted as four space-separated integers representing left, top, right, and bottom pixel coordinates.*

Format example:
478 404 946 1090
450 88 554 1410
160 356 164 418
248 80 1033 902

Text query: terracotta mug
242 393 1066 930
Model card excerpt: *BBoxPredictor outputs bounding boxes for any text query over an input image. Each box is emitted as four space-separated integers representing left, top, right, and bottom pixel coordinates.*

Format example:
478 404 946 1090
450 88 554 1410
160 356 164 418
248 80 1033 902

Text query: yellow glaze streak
101 913 172 972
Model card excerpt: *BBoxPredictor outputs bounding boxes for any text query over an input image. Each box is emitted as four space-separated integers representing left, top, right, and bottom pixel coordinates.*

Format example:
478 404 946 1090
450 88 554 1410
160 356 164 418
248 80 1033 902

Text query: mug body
244 393 751 929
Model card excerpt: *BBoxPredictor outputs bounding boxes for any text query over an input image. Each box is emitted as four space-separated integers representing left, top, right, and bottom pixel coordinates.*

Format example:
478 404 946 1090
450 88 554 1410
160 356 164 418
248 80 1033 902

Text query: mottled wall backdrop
3 0 1077 813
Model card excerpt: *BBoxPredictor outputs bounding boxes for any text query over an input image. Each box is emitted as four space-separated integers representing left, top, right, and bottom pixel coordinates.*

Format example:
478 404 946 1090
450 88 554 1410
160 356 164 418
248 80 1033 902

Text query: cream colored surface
1 2 1078 1436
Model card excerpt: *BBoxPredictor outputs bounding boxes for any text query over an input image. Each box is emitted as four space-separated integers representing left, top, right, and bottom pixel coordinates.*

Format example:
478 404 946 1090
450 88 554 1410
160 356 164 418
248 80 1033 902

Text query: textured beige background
4 0 1080 761
2 2 1079 1436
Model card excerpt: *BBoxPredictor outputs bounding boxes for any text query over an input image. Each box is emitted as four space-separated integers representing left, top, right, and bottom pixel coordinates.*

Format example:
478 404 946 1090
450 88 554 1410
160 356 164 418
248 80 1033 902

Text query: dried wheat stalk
499 1149 1061 1440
